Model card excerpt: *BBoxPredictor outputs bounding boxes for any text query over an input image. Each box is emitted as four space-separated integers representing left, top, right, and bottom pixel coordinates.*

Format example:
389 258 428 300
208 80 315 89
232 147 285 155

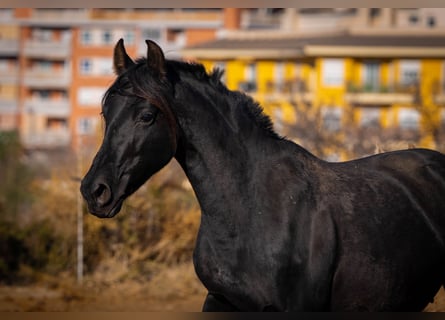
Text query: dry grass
0 262 206 311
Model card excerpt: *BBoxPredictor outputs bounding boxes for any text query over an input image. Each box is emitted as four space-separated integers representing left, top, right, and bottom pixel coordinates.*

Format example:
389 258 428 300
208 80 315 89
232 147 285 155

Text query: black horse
81 39 445 311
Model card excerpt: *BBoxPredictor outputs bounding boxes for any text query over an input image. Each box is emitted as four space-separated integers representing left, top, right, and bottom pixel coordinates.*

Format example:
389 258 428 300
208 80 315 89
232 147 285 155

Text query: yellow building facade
184 34 445 158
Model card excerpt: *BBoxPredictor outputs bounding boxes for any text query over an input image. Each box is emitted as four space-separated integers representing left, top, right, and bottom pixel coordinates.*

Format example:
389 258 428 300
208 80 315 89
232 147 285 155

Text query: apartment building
4 8 445 156
71 9 223 152
182 8 445 158
19 22 73 149
0 8 225 153
0 10 20 131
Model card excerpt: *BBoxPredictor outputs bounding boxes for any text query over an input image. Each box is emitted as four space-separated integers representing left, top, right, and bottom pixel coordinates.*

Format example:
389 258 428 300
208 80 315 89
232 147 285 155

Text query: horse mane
112 58 281 140
164 59 282 140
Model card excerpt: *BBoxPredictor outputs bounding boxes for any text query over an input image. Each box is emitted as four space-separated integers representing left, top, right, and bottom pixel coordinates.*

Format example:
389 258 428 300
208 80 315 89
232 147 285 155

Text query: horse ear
145 40 165 75
113 38 134 76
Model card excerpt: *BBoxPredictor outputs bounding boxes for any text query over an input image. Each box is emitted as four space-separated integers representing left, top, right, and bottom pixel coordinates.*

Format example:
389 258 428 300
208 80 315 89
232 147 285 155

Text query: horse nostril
93 183 112 207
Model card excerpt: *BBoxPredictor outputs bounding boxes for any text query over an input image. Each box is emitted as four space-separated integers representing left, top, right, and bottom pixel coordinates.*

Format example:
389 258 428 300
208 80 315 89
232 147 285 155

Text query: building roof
181 33 445 59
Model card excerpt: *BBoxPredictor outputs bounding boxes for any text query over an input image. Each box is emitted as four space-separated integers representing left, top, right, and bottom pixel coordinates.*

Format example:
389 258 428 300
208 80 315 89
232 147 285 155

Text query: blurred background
2 8 445 311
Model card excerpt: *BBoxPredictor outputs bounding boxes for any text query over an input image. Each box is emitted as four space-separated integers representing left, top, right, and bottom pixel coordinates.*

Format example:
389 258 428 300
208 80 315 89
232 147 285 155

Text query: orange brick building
0 8 228 154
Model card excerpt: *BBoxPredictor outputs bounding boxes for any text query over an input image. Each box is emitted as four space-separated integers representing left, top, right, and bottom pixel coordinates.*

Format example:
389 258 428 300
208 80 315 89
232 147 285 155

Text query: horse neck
171 76 304 225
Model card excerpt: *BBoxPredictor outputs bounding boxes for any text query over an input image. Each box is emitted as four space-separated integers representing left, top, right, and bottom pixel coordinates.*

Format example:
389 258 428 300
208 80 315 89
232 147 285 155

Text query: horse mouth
89 197 125 219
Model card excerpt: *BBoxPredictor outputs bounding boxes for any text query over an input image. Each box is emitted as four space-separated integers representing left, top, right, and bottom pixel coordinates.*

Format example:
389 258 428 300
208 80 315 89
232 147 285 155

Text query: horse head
80 39 177 218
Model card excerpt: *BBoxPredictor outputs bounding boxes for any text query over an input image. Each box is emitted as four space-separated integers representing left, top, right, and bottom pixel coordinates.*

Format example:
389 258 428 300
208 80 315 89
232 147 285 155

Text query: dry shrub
141 262 205 300
76 159 201 284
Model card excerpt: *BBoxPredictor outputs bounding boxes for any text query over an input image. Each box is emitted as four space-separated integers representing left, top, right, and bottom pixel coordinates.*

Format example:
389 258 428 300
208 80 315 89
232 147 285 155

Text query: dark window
409 14 419 24
427 16 436 27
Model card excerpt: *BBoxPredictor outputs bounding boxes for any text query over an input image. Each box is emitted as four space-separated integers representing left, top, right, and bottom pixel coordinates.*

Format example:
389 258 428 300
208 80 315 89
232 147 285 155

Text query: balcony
0 98 18 113
0 70 19 84
24 98 70 117
346 83 417 105
22 129 70 149
0 39 19 56
23 40 71 59
241 9 283 29
23 70 71 88
248 79 314 104
33 9 88 21
90 9 222 24
139 34 187 59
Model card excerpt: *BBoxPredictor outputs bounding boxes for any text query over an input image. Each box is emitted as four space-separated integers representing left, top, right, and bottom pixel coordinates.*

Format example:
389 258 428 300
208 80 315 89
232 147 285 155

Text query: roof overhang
304 45 445 58
180 48 303 60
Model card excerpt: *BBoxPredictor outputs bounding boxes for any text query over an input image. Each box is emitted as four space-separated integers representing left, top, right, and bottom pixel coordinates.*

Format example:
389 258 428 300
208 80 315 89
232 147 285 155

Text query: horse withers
80 39 445 311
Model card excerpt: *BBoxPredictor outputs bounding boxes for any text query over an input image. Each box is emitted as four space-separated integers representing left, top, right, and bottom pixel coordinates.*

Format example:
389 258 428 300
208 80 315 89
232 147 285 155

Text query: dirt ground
1 283 445 312
0 283 206 312
0 262 208 311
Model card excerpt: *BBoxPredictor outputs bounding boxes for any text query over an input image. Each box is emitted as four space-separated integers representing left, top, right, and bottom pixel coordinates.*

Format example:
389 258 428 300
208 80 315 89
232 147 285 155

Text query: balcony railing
241 10 282 29
0 39 19 56
22 129 70 149
346 83 418 105
24 98 70 117
23 40 71 59
90 9 222 23
33 9 88 20
0 98 18 113
23 70 71 88
0 70 19 84
243 79 314 103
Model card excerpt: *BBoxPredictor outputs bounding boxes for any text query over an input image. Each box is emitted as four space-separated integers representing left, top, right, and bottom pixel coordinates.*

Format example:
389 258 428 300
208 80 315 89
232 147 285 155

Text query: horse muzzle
80 177 124 218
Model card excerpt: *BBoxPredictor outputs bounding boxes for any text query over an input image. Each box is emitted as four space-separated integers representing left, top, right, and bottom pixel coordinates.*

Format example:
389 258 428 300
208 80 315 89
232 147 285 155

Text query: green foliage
0 217 77 284
0 220 26 283
21 218 76 276
0 131 34 220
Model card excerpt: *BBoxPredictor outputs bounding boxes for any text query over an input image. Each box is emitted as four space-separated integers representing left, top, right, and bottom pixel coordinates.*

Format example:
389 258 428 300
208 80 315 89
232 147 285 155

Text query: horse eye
139 112 155 124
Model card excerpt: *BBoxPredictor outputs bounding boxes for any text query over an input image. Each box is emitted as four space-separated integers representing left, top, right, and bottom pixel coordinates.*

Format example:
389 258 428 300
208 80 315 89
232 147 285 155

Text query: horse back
320 148 445 310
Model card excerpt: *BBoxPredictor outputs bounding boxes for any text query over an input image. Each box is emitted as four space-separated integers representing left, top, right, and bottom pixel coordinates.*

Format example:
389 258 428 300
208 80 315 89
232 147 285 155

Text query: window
61 30 71 43
322 59 344 86
273 107 283 133
370 8 380 18
399 108 420 130
322 107 342 132
102 30 113 45
400 60 420 87
239 63 257 92
33 28 52 42
362 62 380 92
213 61 226 83
78 87 106 106
78 117 97 135
360 107 381 128
80 58 92 75
124 30 135 45
427 16 436 28
38 90 50 99
46 118 67 129
37 61 52 72
293 62 302 81
246 63 256 82
80 30 92 45
143 28 162 41
97 58 113 75
0 60 8 71
274 62 285 91
409 14 419 25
